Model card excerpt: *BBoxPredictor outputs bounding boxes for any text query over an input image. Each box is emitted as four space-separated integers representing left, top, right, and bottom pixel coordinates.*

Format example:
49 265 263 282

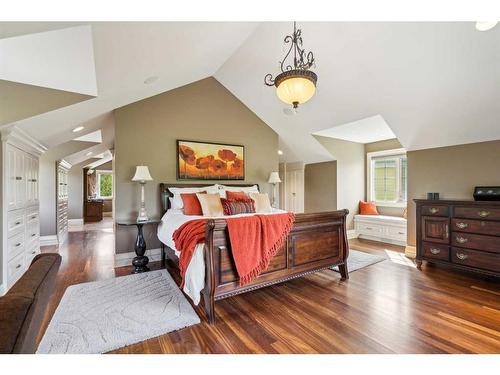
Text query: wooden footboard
201 210 349 324
159 183 349 324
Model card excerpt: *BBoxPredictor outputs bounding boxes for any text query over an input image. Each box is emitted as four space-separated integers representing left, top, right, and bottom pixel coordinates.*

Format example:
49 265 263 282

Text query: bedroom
0 0 499 372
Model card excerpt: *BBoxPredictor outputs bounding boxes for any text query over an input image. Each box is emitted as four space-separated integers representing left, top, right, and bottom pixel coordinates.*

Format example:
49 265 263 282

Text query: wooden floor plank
40 221 500 354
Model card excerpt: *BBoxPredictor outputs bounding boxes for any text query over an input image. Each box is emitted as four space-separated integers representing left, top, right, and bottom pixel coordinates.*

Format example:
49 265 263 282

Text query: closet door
6 145 17 211
15 148 26 208
285 170 305 213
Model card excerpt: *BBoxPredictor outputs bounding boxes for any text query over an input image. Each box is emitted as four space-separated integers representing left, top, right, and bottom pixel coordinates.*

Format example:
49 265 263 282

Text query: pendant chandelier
264 22 317 109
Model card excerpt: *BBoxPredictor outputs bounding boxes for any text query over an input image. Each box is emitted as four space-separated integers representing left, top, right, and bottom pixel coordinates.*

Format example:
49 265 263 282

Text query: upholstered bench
354 214 407 246
0 253 61 354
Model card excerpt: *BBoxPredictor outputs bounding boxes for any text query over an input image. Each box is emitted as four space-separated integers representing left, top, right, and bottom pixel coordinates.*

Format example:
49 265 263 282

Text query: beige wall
314 136 365 229
364 138 405 217
114 77 279 254
304 161 337 213
407 140 500 246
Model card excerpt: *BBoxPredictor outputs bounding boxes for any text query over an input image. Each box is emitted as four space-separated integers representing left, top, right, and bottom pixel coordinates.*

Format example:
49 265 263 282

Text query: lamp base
137 207 149 222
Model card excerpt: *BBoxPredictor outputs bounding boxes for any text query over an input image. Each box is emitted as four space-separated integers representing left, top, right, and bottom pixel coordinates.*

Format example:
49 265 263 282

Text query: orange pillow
226 191 250 201
359 201 379 215
181 191 206 215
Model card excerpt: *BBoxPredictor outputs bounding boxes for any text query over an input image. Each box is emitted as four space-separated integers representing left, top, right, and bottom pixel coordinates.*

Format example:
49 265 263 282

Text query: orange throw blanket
173 213 295 287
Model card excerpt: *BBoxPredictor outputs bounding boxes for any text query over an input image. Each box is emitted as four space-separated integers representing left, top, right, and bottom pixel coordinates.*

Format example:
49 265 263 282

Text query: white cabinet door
6 144 17 211
15 148 26 208
33 157 39 205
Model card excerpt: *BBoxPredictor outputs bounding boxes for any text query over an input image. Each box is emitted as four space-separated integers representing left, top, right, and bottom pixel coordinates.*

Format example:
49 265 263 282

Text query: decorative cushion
220 184 259 199
169 185 219 209
359 201 379 215
221 198 256 216
196 193 224 217
180 191 206 215
226 191 250 201
249 192 273 213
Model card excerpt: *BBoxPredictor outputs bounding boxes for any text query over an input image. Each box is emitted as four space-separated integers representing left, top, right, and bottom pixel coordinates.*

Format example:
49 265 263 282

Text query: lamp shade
276 76 316 107
132 166 153 182
268 171 282 184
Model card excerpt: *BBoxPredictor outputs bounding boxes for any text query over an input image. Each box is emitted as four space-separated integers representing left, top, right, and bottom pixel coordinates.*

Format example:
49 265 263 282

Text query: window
97 171 113 199
367 149 407 206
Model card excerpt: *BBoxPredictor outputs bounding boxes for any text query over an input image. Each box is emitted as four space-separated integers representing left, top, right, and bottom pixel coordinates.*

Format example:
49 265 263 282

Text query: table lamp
268 171 282 208
132 166 153 221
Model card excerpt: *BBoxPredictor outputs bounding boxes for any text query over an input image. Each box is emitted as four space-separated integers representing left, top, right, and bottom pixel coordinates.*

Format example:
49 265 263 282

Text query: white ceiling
1 22 499 165
313 115 396 144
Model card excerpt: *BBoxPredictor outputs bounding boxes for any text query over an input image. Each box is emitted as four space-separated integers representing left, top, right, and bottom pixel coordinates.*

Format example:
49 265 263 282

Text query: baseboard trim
405 245 416 259
347 229 358 240
40 235 59 247
68 218 84 226
103 212 113 217
0 284 6 296
114 248 163 268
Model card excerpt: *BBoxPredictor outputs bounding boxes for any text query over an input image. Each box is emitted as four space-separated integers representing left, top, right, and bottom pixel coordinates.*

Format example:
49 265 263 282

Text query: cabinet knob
430 248 441 255
478 210 490 218
456 252 468 260
455 222 468 229
455 236 468 244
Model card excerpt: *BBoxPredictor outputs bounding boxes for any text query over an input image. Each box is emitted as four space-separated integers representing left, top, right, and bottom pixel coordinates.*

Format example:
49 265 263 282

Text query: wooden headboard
159 183 260 214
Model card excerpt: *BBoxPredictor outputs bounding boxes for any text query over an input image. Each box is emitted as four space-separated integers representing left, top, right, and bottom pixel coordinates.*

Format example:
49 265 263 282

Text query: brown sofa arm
0 295 33 354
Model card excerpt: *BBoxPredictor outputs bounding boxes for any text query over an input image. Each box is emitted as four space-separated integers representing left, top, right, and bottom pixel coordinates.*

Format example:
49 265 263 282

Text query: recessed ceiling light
86 151 93 156
277 150 284 155
144 76 159 84
73 126 84 133
475 21 498 31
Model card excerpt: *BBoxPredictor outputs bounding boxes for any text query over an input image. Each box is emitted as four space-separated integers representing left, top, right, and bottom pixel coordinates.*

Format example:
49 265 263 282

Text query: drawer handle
31 233 36 237
16 264 22 269
15 176 22 180
31 215 37 219
478 210 490 218
455 222 468 229
366 227 373 230
456 252 468 260
15 243 21 247
398 231 405 235
15 221 21 225
31 251 36 254
429 207 439 214
455 236 468 244
430 248 441 255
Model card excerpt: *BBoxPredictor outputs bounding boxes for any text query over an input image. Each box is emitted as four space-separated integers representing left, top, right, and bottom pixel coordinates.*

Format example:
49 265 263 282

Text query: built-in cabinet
1 127 45 294
56 161 69 244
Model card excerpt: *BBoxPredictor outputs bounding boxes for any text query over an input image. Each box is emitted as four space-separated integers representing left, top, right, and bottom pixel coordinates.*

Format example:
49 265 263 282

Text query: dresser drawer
454 206 500 221
422 242 450 261
421 205 449 217
451 232 500 253
7 210 26 238
7 232 25 261
451 248 500 273
26 221 40 248
451 218 500 237
25 244 40 266
357 222 384 236
7 252 25 287
26 209 39 224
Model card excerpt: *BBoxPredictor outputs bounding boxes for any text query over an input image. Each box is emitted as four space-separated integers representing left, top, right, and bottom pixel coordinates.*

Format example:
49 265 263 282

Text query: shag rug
37 269 200 354
331 249 385 273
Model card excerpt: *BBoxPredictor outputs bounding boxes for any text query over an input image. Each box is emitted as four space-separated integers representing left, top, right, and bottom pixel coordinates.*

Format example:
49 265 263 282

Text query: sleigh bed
158 183 349 324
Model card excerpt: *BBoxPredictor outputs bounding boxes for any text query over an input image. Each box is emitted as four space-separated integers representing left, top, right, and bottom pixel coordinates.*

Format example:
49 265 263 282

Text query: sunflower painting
177 140 244 180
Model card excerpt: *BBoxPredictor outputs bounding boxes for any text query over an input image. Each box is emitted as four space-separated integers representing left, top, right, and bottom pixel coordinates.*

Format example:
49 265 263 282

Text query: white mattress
157 208 287 305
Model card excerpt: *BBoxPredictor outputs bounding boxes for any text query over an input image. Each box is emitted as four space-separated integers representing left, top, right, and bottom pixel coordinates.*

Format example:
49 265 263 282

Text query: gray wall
407 139 500 246
68 162 86 220
113 77 279 254
314 136 366 229
304 161 337 213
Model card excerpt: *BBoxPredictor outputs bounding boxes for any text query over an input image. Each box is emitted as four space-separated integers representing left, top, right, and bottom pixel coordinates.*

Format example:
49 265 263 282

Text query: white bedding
157 208 287 305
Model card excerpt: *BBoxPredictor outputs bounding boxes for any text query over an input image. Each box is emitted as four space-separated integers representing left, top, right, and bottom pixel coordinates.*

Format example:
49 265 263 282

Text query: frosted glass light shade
276 77 316 107
268 171 282 184
132 166 153 182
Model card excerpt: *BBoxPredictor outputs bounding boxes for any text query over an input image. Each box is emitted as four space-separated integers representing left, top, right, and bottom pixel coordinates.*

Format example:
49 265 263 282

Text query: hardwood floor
41 222 500 354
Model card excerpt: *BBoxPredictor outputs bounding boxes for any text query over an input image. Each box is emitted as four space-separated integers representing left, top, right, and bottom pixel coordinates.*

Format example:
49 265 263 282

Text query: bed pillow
249 192 273 213
226 191 250 201
180 191 206 215
169 185 218 209
196 193 224 217
220 184 259 199
359 201 379 215
221 198 256 215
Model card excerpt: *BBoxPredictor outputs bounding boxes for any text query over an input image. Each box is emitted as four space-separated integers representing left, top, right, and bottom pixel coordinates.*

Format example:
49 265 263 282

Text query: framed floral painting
177 140 245 180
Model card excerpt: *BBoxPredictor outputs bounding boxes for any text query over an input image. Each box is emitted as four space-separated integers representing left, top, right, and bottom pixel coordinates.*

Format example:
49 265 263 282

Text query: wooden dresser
415 199 500 278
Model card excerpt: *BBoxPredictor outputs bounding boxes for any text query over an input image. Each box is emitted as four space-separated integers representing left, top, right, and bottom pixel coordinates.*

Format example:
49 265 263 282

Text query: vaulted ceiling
1 22 499 165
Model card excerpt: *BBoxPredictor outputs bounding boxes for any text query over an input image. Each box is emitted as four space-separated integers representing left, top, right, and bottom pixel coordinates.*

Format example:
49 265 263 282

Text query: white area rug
37 270 200 354
331 249 385 273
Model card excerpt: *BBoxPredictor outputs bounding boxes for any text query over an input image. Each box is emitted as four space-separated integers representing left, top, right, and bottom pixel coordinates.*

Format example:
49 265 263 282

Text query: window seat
354 214 407 246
